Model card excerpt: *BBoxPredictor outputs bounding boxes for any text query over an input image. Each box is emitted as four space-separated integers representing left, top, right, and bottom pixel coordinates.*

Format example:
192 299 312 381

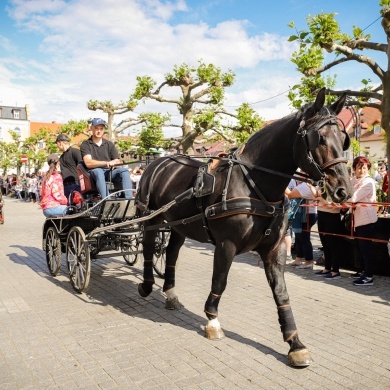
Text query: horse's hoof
205 326 225 340
165 297 183 310
288 348 313 367
138 283 151 298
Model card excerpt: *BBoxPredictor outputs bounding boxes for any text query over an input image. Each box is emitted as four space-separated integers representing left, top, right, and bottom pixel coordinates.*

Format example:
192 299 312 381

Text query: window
13 110 20 119
14 127 21 136
373 124 381 134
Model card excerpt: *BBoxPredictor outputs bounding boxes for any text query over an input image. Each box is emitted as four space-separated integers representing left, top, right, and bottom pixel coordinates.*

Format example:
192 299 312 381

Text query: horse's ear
313 88 326 113
330 92 347 115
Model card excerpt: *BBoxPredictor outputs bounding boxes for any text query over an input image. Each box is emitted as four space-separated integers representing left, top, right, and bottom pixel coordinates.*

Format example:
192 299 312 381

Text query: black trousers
317 211 344 273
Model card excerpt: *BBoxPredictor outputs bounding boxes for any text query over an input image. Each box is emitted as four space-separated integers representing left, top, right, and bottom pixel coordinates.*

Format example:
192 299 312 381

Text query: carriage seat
76 162 123 198
77 162 98 195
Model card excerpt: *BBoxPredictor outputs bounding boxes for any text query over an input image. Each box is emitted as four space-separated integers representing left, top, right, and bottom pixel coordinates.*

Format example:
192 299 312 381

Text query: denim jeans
43 205 68 217
89 167 133 199
295 213 318 260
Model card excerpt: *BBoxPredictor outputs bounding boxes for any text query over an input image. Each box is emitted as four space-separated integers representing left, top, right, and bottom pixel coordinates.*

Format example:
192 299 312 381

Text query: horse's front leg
138 229 157 298
162 231 185 310
204 240 235 340
260 244 313 367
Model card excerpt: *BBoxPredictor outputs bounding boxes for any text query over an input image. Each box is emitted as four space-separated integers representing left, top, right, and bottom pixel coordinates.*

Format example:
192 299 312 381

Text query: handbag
342 212 352 232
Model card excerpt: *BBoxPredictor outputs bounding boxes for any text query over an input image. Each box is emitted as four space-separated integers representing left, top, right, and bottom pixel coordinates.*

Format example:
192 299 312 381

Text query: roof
30 122 63 137
0 105 28 120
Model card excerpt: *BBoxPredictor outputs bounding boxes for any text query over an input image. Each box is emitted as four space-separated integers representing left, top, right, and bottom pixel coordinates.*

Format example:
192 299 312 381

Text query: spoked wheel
153 230 170 278
45 226 62 276
66 226 91 293
122 235 140 266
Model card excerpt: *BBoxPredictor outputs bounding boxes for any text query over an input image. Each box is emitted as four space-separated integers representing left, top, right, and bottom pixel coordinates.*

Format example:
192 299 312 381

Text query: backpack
288 198 303 223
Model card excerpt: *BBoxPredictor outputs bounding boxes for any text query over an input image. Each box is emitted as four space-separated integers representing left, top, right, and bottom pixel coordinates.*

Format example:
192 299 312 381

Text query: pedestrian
349 156 378 286
286 180 318 269
285 178 297 260
313 194 345 280
55 133 82 199
27 173 38 203
40 153 68 218
80 118 133 199
130 165 144 197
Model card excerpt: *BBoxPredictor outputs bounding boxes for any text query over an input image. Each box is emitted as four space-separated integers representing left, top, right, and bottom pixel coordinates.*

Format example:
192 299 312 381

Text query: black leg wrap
278 306 297 342
163 265 175 292
204 292 221 320
139 259 154 297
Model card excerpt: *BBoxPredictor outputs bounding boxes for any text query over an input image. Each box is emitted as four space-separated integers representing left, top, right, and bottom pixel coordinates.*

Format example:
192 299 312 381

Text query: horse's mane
245 110 300 145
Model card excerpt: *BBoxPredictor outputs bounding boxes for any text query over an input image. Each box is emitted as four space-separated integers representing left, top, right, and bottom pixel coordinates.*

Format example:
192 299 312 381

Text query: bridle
296 111 350 190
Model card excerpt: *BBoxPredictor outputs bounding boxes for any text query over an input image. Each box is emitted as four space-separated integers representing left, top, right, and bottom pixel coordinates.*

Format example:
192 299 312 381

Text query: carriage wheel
153 230 170 278
122 235 140 266
66 226 91 293
45 226 62 276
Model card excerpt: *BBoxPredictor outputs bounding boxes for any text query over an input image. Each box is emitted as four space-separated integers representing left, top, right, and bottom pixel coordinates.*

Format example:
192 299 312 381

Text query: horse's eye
319 136 326 145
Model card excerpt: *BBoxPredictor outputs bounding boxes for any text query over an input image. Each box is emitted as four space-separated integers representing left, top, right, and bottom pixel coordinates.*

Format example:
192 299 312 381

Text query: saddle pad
205 197 287 219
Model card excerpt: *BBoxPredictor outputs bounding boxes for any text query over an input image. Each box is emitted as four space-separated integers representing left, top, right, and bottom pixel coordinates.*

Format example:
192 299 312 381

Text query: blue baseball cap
91 118 107 127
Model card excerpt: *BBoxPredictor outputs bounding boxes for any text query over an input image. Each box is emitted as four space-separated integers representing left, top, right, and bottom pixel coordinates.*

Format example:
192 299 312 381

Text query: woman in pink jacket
40 153 68 217
349 156 378 286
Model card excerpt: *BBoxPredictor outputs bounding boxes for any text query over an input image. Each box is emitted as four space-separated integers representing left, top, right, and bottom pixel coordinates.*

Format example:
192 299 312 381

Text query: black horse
135 88 353 367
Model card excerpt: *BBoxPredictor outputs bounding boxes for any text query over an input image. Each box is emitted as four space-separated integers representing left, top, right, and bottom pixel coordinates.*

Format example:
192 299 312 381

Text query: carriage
42 164 169 293
42 89 353 367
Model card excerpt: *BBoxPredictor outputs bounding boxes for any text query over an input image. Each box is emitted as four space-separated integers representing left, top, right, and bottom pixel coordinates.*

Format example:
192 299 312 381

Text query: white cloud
2 0 300 127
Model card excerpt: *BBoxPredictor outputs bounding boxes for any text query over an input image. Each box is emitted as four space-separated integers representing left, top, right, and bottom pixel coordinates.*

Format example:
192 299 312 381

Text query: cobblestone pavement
0 196 390 389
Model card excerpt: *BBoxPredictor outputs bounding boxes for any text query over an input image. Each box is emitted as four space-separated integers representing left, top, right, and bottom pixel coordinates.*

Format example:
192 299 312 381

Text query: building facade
0 105 30 142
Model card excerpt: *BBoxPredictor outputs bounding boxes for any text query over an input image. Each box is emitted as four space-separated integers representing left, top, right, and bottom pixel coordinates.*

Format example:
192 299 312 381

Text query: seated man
80 118 133 199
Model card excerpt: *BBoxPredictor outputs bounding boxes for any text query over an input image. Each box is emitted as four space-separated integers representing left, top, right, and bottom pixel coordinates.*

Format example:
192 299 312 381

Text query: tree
288 1 390 168
130 60 264 154
87 99 139 141
58 119 90 142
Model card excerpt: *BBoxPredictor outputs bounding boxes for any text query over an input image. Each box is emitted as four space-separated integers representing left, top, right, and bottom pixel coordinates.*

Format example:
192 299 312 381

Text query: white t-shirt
295 182 317 214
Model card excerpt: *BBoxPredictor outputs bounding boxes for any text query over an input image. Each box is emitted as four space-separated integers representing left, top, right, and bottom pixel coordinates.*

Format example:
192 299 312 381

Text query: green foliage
288 74 336 109
380 0 390 12
307 13 342 46
130 60 237 152
60 119 89 138
132 76 157 100
352 25 371 41
137 112 169 152
116 139 135 155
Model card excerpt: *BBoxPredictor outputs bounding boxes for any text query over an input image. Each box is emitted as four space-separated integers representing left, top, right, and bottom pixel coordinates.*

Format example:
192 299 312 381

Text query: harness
136 112 350 245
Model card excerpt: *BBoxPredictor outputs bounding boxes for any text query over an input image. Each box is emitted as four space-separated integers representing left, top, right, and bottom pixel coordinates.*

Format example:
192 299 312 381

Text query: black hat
55 134 70 143
47 153 59 164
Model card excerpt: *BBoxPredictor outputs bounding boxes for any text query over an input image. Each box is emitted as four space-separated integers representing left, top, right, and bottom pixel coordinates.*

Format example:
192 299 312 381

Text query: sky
0 0 386 137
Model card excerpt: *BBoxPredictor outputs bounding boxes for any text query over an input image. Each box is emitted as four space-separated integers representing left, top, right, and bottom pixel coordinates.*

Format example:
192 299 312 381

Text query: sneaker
353 276 374 286
314 270 331 277
289 261 302 267
324 272 341 280
350 272 361 279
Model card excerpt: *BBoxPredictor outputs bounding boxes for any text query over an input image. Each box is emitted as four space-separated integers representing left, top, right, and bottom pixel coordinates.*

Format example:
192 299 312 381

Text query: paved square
0 197 389 389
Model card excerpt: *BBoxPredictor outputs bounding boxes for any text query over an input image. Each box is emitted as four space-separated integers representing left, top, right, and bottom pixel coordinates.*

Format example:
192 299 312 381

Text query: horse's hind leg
260 247 313 367
163 230 185 310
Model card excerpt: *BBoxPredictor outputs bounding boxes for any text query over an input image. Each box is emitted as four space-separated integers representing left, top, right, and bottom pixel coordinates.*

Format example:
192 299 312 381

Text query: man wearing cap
80 118 133 199
56 133 82 198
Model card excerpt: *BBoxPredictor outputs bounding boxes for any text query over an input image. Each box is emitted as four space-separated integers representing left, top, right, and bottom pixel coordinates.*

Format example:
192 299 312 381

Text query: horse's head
293 88 353 203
